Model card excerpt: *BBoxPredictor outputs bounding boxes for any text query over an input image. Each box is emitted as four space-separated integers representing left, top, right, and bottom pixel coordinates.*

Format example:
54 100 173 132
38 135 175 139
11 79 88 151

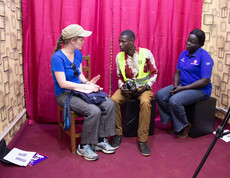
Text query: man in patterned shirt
111 30 158 156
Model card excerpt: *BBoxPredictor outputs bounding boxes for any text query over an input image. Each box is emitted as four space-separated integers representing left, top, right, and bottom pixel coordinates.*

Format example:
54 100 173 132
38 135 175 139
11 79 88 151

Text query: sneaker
110 135 122 149
94 138 116 154
138 142 151 157
77 144 99 161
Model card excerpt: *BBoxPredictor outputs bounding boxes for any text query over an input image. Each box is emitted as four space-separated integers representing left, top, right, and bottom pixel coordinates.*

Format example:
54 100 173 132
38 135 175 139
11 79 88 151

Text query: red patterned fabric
22 0 203 123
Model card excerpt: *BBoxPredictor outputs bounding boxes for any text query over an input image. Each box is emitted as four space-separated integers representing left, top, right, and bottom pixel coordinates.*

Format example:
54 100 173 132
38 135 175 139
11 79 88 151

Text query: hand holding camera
120 80 139 98
121 83 133 98
121 80 151 98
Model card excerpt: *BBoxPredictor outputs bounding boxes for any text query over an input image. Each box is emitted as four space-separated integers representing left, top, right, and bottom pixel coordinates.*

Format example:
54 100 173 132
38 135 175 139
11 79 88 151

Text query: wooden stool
58 106 83 154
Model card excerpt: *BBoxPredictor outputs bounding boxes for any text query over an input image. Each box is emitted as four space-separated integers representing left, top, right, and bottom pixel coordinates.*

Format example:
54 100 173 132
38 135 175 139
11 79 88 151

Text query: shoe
176 123 191 139
110 135 122 149
94 138 116 154
77 144 99 161
138 142 151 157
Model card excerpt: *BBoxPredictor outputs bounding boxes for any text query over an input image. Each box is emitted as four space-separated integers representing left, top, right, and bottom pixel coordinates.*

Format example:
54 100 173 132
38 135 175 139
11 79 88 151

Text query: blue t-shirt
51 49 83 96
176 47 214 98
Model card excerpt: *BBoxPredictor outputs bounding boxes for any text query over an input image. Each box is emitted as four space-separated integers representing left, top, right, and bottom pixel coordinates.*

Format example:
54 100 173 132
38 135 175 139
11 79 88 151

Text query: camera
123 80 138 94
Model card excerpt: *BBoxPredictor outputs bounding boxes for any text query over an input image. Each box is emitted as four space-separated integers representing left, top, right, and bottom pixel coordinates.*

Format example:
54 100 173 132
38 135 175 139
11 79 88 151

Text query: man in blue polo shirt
155 29 214 138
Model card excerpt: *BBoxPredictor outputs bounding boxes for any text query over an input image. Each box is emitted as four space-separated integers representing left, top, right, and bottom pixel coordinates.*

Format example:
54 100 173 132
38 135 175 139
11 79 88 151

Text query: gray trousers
56 91 116 144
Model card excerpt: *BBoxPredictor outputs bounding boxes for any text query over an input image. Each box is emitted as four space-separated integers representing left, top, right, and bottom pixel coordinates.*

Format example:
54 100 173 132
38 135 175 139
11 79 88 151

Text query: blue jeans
155 84 207 132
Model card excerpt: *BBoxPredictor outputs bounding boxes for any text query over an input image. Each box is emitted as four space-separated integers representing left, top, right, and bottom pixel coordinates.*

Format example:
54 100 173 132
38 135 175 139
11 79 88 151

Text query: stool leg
70 115 76 154
58 109 63 140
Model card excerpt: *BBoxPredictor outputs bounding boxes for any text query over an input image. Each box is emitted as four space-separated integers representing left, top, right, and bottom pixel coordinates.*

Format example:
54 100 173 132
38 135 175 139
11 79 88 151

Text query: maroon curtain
22 0 203 123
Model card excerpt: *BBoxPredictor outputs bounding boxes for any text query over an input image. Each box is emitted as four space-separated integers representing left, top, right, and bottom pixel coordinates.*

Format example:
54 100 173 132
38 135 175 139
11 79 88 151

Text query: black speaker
186 97 216 138
121 98 156 137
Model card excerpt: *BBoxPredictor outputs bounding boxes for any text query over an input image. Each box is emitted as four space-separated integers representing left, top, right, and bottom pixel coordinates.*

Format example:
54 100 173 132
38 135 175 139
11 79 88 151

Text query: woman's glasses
71 63 79 76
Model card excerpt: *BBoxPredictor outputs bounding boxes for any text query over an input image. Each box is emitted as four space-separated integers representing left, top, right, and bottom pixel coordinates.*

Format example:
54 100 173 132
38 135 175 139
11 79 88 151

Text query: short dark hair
120 30 135 42
190 29 205 46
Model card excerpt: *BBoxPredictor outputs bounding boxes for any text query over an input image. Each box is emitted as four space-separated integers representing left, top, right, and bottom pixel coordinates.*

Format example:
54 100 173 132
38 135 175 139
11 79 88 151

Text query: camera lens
126 81 137 94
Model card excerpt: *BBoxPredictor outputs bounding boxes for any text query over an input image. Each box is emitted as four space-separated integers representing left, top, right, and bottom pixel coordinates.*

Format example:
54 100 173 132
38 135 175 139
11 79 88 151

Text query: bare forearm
170 78 210 95
55 71 91 90
173 69 180 87
183 78 210 90
79 73 88 83
59 81 88 90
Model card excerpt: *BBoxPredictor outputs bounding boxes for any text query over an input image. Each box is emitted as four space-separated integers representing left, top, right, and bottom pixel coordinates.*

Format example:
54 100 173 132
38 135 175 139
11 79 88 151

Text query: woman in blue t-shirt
155 29 214 138
51 24 116 161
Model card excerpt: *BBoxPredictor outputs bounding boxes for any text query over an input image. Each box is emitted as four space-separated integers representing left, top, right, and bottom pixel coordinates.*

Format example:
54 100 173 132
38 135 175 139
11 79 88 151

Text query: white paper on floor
3 148 36 166
213 129 230 142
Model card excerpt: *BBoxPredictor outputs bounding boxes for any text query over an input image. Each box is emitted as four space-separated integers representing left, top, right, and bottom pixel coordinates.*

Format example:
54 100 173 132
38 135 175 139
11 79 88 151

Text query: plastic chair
58 55 90 154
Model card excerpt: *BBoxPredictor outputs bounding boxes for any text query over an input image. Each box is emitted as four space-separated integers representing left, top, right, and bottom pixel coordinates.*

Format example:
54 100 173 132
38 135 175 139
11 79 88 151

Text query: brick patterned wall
202 0 230 119
0 0 26 144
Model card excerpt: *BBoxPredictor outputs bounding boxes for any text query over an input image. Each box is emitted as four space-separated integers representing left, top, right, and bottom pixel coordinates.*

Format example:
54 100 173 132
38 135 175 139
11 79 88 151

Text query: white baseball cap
61 24 92 39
